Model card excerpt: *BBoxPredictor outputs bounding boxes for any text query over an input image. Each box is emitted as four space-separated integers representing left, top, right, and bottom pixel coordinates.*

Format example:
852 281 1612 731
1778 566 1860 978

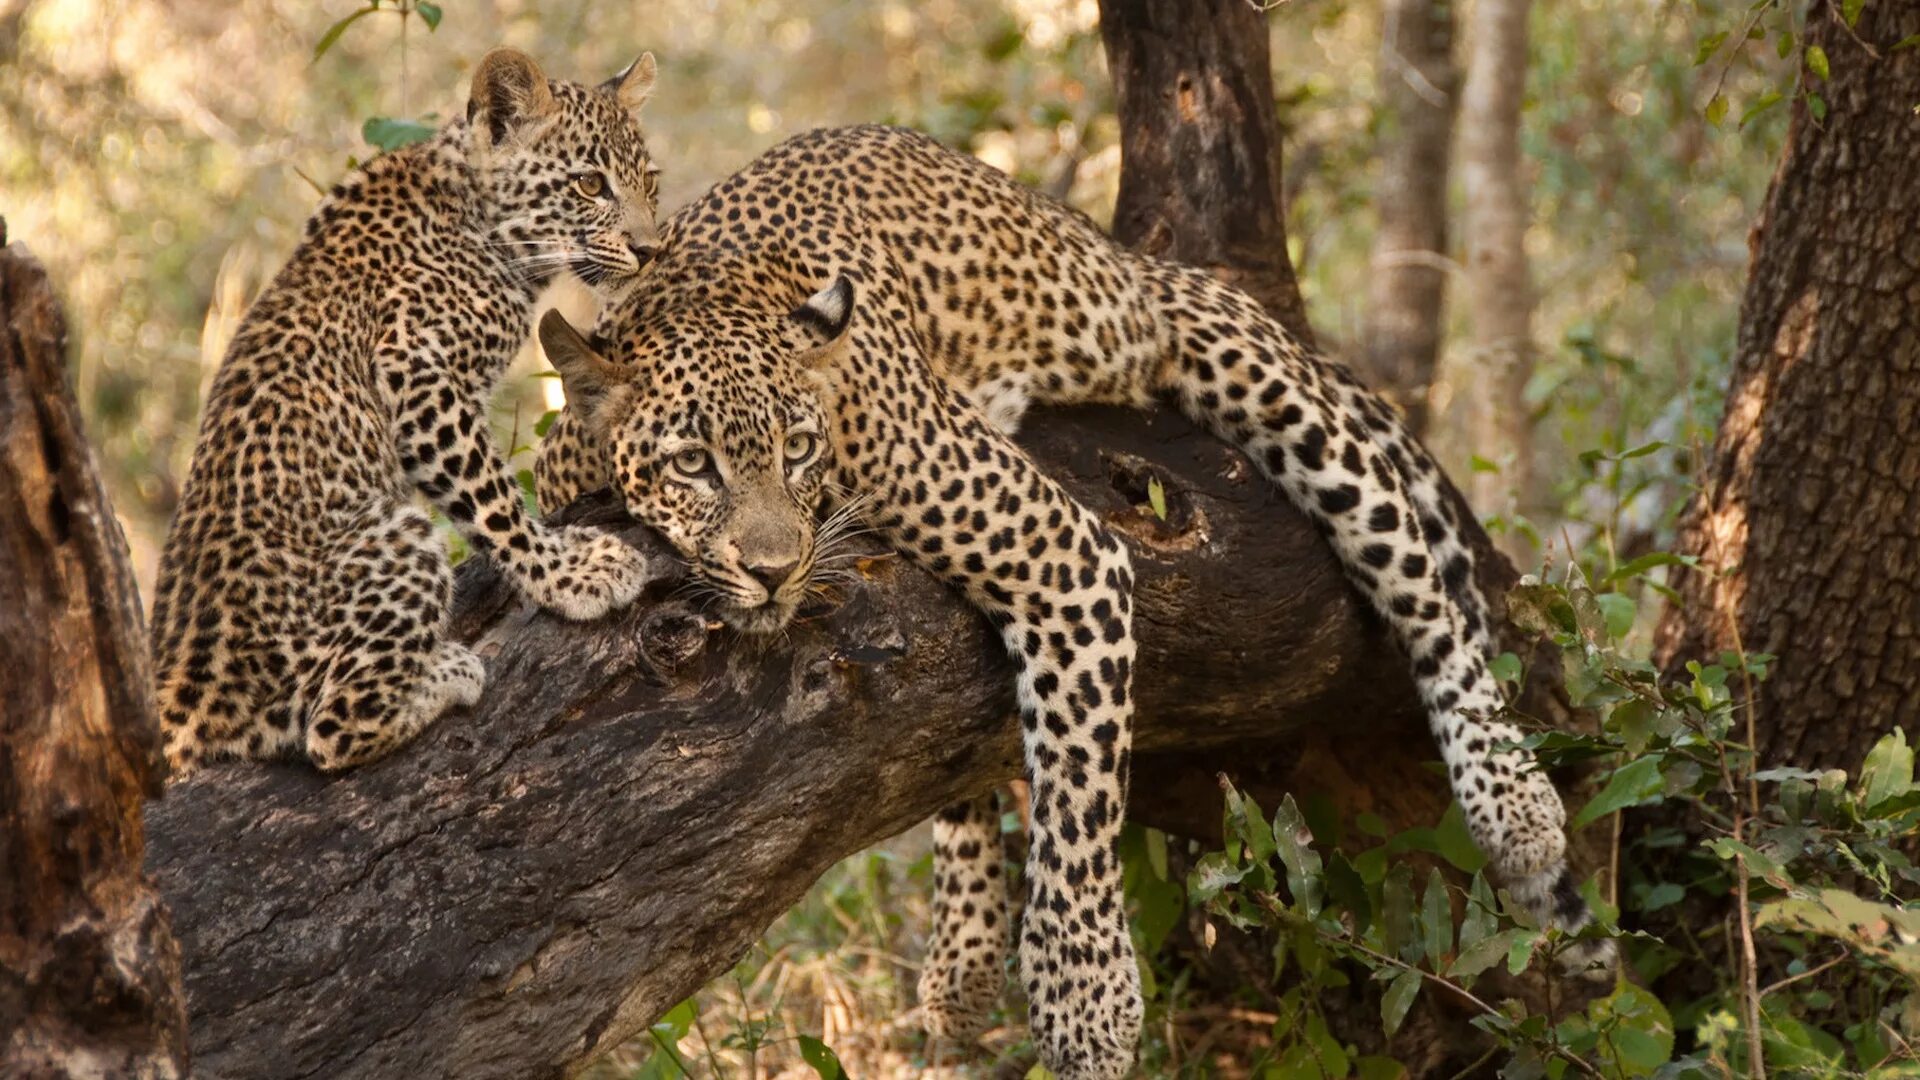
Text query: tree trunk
143 407 1487 1080
0 228 190 1078
1362 0 1458 433
1097 0 1317 347
1091 9 1588 1068
1653 3 1920 767
1444 0 1536 556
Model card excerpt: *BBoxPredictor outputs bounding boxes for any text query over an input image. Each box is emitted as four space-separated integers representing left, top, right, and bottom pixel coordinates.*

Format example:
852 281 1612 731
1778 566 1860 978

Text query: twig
1710 494 1768 1078
1825 0 1883 60
1757 950 1850 1000
1372 248 1466 276
1447 1045 1502 1080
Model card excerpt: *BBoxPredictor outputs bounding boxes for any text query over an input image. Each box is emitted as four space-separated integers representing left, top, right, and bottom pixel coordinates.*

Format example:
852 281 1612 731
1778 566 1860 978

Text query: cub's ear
538 310 630 432
604 52 657 116
788 275 855 370
468 47 557 152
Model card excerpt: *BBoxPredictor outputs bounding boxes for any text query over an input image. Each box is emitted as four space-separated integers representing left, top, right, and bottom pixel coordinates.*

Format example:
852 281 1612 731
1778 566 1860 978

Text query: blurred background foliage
1 0 1803 1074
1 0 1787 594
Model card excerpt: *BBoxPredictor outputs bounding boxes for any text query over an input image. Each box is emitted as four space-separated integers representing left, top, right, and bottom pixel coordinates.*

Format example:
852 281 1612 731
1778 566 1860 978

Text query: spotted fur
535 125 1606 1078
151 48 664 775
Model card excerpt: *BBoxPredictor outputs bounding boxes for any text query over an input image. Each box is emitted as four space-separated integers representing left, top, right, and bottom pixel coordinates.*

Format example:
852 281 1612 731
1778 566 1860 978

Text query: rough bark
1097 0 1317 347
1362 0 1458 434
142 400 1562 1080
0 227 190 1077
1444 0 1536 554
1653 3 1920 768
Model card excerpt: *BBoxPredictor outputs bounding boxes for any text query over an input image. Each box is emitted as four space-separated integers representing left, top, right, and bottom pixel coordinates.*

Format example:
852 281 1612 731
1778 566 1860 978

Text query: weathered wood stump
1 229 190 1079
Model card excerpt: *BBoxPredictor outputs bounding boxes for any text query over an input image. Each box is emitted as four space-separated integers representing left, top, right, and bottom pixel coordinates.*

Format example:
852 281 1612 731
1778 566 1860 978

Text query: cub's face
538 279 857 634
467 48 663 292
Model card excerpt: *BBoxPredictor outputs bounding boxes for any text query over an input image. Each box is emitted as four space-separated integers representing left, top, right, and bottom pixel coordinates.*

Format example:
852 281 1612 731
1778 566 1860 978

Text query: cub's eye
572 172 607 199
670 447 711 479
783 432 819 465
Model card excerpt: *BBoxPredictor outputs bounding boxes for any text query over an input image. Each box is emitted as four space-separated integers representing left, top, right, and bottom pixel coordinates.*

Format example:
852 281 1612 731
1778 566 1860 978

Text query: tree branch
144 404 1497 1080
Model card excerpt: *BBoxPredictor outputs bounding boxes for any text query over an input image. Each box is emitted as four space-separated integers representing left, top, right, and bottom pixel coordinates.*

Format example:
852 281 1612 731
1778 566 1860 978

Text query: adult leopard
151 48 661 775
533 124 1605 1078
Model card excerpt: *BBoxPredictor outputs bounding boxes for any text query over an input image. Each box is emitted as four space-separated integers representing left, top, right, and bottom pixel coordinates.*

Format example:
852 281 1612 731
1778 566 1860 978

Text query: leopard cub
151 47 664 775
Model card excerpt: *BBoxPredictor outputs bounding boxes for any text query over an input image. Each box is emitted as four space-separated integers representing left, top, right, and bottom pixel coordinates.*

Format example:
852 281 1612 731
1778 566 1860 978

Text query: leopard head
466 47 663 293
537 277 857 634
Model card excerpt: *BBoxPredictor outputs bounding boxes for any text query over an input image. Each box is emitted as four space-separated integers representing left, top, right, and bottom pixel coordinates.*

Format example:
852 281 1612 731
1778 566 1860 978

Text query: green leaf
1325 852 1372 926
1271 796 1323 916
1433 803 1488 874
1146 476 1167 521
652 997 696 1041
1596 592 1637 642
1383 863 1420 962
1806 43 1830 80
1599 551 1696 588
1808 92 1828 121
362 116 439 152
1706 838 1796 890
1187 852 1250 903
1452 926 1528 981
1381 969 1421 1038
415 0 442 29
1693 30 1728 65
1860 728 1914 811
1489 651 1523 684
1357 1056 1409 1080
534 409 561 438
1896 34 1920 51
1421 868 1452 968
1145 826 1169 882
1587 982 1675 1076
1740 90 1785 128
1459 873 1498 950
1572 755 1665 829
797 1035 847 1079
1705 94 1729 127
1507 929 1540 973
1637 881 1686 914
1777 28 1796 58
313 5 379 62
1469 454 1500 473
1842 0 1865 25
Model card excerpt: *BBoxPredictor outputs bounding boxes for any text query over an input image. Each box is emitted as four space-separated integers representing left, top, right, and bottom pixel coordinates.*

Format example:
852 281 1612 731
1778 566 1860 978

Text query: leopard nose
628 239 659 268
745 558 799 596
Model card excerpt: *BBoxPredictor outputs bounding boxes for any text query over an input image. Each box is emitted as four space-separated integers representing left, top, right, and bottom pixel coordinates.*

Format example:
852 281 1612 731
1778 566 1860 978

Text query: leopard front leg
860 419 1142 1079
919 792 1010 1043
394 366 647 620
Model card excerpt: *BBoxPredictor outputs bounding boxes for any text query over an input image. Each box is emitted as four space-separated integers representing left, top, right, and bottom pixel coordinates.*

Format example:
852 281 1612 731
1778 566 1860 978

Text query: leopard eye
670 446 711 479
783 432 818 465
572 172 607 199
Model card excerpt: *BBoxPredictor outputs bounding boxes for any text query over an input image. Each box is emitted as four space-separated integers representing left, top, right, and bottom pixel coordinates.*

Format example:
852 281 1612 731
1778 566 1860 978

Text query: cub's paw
429 642 487 709
523 527 650 621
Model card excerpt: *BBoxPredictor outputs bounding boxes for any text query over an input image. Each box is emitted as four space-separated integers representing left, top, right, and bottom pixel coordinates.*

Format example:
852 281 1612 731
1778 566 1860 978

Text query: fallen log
145 400 1559 1080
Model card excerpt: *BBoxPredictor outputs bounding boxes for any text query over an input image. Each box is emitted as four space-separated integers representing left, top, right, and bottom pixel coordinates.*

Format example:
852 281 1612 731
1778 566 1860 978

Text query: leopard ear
788 275 855 370
468 48 557 153
604 52 657 116
539 310 630 432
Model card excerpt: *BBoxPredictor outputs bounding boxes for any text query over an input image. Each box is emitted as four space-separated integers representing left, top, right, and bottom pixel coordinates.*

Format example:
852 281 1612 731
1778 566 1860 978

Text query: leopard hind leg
305 502 483 771
918 791 1011 1044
